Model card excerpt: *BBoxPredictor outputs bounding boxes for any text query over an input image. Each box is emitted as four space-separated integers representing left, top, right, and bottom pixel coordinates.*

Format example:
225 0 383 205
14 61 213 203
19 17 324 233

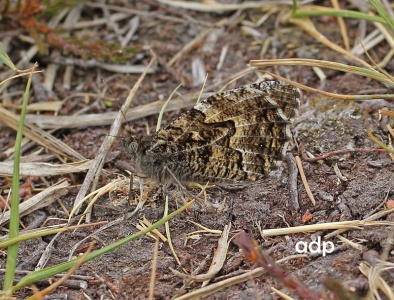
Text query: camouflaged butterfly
122 81 300 186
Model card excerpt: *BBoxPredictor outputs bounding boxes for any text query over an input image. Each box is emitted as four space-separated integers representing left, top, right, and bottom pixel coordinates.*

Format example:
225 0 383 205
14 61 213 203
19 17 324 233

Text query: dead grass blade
235 231 326 300
0 181 69 226
51 57 153 74
61 12 132 30
187 220 222 235
373 20 394 51
168 27 216 67
23 69 261 131
261 220 394 237
351 30 386 57
254 70 394 101
174 253 309 300
154 0 296 12
27 242 94 300
173 267 265 300
149 239 160 300
0 107 85 161
0 70 42 86
201 223 231 286
249 59 394 88
295 155 315 205
141 217 168 242
70 177 127 223
336 235 363 250
271 286 296 300
0 222 107 245
301 147 387 163
72 54 156 215
164 184 212 268
170 223 231 284
164 194 181 267
23 94 197 129
330 0 350 51
288 15 372 68
0 160 92 177
25 100 63 112
325 206 394 239
359 260 394 300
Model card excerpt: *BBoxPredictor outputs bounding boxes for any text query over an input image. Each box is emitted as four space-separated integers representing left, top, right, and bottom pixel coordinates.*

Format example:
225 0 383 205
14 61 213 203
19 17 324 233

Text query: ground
0 1 394 299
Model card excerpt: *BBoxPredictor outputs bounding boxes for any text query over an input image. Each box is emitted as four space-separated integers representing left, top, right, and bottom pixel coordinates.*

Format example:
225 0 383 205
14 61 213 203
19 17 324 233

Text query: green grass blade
292 7 387 25
156 83 182 132
11 199 194 292
3 65 36 294
249 58 394 87
369 0 394 31
0 223 103 249
0 42 16 71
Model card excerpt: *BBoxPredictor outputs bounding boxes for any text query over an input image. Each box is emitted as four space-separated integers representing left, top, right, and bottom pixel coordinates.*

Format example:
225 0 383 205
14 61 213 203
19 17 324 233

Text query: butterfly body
122 81 301 185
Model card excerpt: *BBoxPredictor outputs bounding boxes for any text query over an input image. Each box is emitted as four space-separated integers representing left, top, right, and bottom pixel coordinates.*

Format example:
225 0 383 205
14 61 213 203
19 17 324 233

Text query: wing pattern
138 81 301 184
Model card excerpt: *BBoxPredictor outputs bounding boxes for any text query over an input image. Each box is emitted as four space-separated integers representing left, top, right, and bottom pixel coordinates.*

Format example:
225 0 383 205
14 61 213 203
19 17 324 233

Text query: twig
301 147 386 162
0 107 85 161
235 231 326 300
0 181 69 226
170 223 231 284
154 0 308 12
285 153 299 211
295 155 315 205
363 188 391 219
72 54 156 214
149 239 159 300
29 243 94 299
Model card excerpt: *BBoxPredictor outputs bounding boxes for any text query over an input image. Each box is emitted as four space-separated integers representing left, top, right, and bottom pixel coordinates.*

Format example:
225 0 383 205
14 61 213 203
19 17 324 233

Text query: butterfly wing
152 81 300 184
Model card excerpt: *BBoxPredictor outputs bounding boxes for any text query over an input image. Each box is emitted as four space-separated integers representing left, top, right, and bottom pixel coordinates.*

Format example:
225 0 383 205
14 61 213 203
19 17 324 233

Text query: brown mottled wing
153 81 301 184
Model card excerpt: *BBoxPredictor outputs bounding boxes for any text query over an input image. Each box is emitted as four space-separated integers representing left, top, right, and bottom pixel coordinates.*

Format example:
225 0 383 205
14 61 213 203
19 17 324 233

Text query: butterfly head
121 135 141 159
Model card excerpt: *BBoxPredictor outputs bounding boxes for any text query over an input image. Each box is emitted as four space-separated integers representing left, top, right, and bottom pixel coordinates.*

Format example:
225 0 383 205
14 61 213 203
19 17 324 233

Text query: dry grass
1 0 394 299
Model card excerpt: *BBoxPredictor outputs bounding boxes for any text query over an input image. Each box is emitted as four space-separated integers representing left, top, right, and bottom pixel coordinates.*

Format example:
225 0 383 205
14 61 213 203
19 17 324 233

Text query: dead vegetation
1 0 394 299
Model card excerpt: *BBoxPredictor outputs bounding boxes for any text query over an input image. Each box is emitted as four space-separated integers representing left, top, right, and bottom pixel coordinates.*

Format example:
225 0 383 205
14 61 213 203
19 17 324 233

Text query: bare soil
1 1 394 299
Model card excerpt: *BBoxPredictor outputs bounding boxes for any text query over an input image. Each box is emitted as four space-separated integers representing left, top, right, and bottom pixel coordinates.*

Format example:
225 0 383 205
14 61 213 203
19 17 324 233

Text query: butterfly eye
121 136 140 157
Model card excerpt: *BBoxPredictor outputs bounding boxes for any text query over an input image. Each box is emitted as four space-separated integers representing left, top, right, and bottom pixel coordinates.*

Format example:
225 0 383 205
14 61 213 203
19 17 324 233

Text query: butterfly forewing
138 81 301 184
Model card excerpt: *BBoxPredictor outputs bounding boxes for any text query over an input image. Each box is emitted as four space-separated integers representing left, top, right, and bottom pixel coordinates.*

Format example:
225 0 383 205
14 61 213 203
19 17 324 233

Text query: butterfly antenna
102 77 132 134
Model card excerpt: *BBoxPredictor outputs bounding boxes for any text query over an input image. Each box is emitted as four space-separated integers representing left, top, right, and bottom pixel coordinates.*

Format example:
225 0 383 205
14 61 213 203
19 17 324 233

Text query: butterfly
122 80 300 186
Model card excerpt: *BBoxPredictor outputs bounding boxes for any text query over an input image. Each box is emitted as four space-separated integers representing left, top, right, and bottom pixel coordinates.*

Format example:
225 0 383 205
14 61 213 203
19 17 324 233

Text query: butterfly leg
163 166 208 204
163 166 187 190
186 182 215 204
128 172 134 205
163 166 196 202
